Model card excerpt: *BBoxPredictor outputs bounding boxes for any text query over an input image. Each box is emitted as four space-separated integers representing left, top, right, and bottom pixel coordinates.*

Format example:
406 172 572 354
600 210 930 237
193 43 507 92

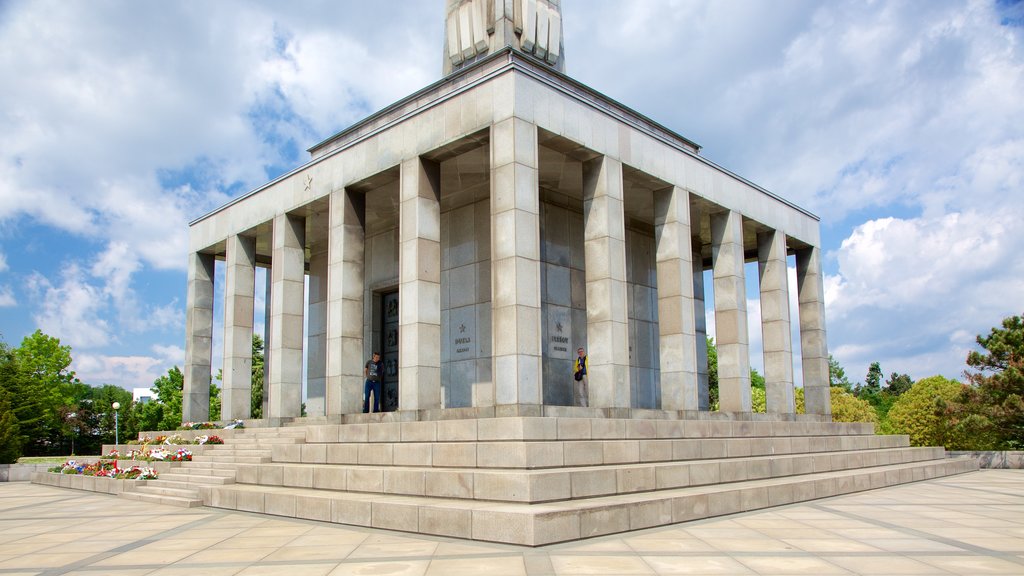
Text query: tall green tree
829 355 852 391
961 314 1024 448
0 385 22 463
861 362 883 396
152 366 184 430
706 336 718 408
0 337 54 455
885 372 913 396
251 334 265 419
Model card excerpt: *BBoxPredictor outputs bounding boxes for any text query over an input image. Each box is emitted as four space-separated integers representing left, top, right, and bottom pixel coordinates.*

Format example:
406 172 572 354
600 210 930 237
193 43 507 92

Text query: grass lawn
17 456 99 464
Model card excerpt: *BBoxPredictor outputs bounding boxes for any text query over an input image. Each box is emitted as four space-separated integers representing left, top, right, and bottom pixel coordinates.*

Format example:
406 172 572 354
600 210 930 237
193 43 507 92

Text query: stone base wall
948 451 1024 469
0 464 51 482
32 471 148 494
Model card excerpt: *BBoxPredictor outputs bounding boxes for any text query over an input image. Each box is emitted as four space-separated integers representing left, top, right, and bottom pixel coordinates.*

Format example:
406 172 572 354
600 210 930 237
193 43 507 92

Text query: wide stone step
121 490 203 508
203 457 977 546
271 433 910 469
192 455 271 464
203 448 273 457
226 437 305 445
232 446 945 503
131 483 201 499
158 473 235 485
181 461 243 472
172 465 236 477
295 418 877 445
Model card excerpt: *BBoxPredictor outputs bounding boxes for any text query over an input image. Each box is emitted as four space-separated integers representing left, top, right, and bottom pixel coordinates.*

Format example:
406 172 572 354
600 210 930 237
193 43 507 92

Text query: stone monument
149 0 978 546
184 0 830 423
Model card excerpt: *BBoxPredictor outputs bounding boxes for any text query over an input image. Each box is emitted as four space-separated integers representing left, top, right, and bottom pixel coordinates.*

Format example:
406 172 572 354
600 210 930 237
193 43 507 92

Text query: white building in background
133 387 157 404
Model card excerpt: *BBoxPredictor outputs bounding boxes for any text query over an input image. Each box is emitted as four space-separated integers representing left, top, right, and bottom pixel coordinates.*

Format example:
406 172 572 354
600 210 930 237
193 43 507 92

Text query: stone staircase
120 428 306 508
177 416 978 546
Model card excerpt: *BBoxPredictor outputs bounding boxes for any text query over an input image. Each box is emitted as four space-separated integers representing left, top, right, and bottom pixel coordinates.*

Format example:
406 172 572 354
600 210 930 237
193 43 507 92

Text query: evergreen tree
962 314 1024 448
828 355 852 391
0 386 22 464
885 372 913 396
862 362 883 396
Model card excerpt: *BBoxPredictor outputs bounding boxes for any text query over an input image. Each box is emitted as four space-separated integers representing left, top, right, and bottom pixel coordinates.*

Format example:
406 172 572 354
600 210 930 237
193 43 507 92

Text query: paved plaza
0 469 1021 575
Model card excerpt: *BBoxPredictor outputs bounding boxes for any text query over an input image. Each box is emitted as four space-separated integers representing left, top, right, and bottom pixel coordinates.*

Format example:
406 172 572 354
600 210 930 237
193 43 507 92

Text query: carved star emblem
555 321 563 333
304 174 313 191
459 324 466 333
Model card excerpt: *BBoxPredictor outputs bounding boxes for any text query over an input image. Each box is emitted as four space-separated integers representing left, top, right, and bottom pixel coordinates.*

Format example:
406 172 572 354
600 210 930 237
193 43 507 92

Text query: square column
399 157 442 410
758 229 795 414
797 246 831 417
490 118 542 406
183 251 214 423
654 186 698 410
711 210 751 412
268 213 305 418
327 189 366 415
693 243 710 411
582 155 630 408
306 244 328 416
222 235 255 421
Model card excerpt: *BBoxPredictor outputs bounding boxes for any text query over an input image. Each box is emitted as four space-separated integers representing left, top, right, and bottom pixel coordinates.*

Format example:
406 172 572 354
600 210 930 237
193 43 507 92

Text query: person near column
363 352 382 413
573 347 589 407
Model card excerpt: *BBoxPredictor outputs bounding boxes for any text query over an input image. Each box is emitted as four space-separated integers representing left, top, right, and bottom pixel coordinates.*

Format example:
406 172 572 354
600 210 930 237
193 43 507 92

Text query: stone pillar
306 245 328 416
262 269 271 418
327 189 366 415
654 186 698 410
693 244 710 411
711 210 751 412
758 229 795 414
582 155 630 408
399 157 442 411
222 235 255 421
490 118 542 407
268 213 305 418
183 252 214 423
797 246 831 417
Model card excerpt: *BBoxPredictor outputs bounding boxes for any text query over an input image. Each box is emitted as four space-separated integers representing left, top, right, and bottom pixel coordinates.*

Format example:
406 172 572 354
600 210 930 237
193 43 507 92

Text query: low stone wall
32 471 148 494
0 464 52 482
948 451 1024 469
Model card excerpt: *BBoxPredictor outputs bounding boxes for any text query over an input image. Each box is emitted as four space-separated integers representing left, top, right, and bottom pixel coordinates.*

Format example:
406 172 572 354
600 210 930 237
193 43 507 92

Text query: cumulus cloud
568 1 1023 382
25 266 111 349
0 285 15 307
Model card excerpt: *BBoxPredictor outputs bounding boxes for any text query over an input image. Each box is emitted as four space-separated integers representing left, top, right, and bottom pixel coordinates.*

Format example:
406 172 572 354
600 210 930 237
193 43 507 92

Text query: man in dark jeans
363 352 383 413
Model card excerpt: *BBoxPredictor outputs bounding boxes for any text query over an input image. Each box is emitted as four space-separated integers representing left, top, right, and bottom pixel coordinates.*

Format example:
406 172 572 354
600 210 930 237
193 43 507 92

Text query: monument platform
42 413 978 546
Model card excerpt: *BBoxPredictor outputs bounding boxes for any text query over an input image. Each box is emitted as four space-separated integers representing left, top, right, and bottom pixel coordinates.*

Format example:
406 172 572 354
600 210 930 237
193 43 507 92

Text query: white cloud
0 251 7 272
152 344 185 366
73 353 167 389
0 285 14 307
26 266 111 349
825 207 1024 380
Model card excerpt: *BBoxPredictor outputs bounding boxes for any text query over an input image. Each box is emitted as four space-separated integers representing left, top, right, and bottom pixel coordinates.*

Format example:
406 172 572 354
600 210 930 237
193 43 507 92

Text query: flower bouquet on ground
178 421 217 430
119 466 158 480
168 448 192 462
196 435 224 445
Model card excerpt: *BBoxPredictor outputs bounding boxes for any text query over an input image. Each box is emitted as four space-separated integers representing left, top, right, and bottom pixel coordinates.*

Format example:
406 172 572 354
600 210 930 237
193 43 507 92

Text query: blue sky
0 0 1021 391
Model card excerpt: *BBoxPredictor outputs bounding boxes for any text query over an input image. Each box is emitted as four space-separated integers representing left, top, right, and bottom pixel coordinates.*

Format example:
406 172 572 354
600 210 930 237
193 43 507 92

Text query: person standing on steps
573 347 589 407
363 352 383 413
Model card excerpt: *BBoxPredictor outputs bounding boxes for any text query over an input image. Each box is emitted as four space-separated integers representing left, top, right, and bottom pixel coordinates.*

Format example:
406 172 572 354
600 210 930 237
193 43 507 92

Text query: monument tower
162 0 978 546
185 0 831 423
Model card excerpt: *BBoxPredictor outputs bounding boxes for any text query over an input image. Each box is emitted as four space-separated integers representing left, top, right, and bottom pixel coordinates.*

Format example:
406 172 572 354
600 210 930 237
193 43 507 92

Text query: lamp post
112 402 120 446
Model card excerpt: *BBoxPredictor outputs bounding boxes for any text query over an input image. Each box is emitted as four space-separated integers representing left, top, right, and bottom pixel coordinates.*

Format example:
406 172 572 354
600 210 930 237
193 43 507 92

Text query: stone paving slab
1 469 1022 574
